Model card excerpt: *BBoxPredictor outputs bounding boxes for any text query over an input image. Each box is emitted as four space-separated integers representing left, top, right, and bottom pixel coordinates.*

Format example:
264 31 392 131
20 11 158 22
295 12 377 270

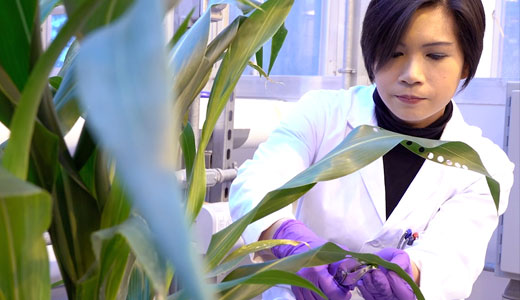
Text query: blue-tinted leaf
168 7 195 49
75 0 212 299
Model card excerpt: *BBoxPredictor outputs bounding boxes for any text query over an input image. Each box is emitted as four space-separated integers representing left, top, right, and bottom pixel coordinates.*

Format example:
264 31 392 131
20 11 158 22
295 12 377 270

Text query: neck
373 89 452 139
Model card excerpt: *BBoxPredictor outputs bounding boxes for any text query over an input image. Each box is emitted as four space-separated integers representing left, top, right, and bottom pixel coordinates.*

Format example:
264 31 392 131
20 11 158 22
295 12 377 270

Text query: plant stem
2 0 107 180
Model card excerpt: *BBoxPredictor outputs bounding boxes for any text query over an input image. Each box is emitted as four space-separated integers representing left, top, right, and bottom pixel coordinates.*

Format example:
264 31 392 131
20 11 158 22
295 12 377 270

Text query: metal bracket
337 68 357 74
206 92 236 202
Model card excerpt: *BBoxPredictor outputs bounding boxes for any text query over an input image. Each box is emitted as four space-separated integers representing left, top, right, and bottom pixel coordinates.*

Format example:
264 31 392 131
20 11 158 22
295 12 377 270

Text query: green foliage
0 167 52 300
0 0 36 92
187 0 294 222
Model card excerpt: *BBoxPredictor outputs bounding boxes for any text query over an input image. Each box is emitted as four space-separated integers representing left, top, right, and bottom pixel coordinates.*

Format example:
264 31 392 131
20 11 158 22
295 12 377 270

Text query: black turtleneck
373 89 453 219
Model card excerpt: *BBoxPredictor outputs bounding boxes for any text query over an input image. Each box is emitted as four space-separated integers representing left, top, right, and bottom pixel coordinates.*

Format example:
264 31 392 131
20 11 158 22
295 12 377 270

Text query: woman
229 0 515 299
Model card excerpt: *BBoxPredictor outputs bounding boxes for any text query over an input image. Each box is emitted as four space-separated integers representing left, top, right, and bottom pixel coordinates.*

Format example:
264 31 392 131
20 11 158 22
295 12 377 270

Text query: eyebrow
422 42 454 47
398 42 454 47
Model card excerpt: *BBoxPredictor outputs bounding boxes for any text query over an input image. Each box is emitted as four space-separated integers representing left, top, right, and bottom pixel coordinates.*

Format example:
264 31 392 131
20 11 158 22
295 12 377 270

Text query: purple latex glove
357 248 415 300
271 220 354 300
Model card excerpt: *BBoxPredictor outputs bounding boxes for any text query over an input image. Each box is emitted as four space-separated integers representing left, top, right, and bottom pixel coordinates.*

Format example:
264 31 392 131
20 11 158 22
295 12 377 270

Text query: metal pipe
176 167 238 188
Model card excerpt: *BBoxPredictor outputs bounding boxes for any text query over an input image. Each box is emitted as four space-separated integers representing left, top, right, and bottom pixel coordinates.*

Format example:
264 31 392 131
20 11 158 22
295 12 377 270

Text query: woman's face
374 5 467 128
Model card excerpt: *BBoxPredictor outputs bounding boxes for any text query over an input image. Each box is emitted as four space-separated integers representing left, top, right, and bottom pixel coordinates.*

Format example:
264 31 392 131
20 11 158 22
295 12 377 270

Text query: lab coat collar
346 87 466 225
347 85 378 128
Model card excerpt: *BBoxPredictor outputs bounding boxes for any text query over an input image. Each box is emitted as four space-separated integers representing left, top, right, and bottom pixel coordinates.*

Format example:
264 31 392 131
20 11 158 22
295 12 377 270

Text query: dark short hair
361 0 485 89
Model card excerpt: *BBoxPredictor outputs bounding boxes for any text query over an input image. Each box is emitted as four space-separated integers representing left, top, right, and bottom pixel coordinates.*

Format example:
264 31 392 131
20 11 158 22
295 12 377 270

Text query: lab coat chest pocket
373 161 473 250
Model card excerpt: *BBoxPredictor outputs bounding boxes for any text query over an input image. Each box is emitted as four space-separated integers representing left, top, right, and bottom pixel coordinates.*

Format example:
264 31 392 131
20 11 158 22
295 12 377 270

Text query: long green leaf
91 235 134 300
218 270 325 300
2 0 107 180
75 273 98 300
63 0 133 39
170 2 211 100
222 239 301 264
206 239 302 279
29 122 60 191
168 7 195 49
54 57 81 135
49 166 101 297
268 23 287 75
73 123 96 170
100 175 131 229
126 266 153 300
0 0 36 91
187 0 294 222
237 0 263 13
171 0 248 117
0 91 14 129
174 15 244 118
83 177 132 300
0 65 21 104
0 166 52 300
255 47 263 69
92 214 169 297
220 243 424 300
205 125 501 271
180 122 196 180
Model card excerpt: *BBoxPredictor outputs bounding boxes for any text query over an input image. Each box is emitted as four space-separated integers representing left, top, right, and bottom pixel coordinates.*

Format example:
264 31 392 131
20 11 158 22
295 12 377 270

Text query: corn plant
0 0 501 299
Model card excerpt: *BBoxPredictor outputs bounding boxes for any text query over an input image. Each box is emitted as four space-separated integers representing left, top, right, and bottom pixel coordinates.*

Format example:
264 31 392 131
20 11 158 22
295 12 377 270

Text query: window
41 5 73 76
242 0 324 76
500 0 519 80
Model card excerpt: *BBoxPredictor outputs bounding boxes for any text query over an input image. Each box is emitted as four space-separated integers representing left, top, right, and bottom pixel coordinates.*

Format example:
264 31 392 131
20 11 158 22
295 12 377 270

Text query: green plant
0 0 501 300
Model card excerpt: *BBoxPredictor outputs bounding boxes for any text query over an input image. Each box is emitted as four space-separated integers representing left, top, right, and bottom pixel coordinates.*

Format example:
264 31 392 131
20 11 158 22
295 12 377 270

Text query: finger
388 271 415 300
293 286 320 300
318 276 351 300
357 279 376 300
291 286 306 300
371 269 393 296
376 248 398 261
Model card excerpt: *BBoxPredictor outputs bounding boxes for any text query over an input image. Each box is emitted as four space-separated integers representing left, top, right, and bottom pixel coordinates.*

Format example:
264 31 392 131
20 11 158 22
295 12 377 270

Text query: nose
398 56 424 86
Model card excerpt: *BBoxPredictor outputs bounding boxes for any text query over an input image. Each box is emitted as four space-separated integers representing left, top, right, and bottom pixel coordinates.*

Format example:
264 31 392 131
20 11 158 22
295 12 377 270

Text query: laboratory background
0 0 518 299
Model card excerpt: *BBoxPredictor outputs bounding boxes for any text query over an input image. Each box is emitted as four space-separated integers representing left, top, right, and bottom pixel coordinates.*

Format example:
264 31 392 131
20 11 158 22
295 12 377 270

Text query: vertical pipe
343 0 360 89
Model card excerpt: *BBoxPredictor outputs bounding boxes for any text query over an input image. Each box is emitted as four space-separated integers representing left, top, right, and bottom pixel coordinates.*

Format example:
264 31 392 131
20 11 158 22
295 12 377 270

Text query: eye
427 53 447 60
392 52 403 58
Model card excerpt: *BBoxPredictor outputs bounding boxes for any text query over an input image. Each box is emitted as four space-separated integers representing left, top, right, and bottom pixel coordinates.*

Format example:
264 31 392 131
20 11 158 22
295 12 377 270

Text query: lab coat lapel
359 158 387 224
347 85 387 224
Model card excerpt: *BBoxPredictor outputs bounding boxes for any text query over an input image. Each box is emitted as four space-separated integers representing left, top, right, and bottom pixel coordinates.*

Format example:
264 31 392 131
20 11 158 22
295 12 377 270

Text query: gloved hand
357 248 415 300
271 219 354 300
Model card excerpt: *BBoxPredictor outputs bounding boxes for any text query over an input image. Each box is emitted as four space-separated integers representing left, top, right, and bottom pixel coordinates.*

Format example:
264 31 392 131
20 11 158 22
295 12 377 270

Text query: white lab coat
228 85 514 300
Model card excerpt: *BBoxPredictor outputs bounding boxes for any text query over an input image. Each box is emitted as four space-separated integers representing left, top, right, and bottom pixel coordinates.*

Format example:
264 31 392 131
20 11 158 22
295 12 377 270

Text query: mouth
395 95 426 104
